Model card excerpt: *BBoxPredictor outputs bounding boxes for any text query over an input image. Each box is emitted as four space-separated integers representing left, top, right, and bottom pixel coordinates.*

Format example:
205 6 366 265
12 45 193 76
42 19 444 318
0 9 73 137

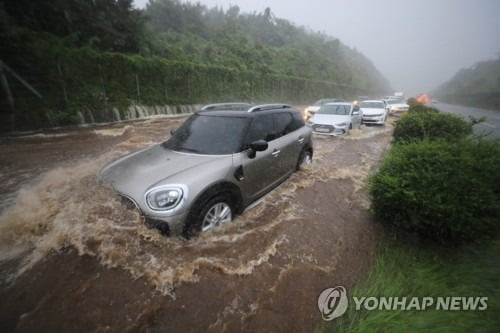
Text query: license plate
315 127 330 133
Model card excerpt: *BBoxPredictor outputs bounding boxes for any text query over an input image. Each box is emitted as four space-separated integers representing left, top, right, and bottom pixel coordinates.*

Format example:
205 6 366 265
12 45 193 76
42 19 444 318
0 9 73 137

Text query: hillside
0 0 390 131
433 57 500 110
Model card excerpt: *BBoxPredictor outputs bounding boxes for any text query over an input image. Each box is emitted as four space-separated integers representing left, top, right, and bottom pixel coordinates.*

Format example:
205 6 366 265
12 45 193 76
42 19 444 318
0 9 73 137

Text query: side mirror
247 139 268 158
170 127 177 135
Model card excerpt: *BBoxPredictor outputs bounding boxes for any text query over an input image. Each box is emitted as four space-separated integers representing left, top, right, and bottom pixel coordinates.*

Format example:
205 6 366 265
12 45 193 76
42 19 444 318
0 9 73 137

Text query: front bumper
311 124 347 136
120 195 187 235
362 115 385 124
145 211 188 235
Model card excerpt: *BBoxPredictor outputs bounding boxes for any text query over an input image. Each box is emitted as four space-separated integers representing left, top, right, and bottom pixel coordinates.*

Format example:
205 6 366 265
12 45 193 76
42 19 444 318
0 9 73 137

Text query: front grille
313 124 334 133
120 195 139 210
120 195 170 236
145 218 170 236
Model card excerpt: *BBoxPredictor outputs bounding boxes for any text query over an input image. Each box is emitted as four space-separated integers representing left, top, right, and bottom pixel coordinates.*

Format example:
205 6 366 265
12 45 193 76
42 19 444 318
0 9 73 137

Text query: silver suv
99 104 313 237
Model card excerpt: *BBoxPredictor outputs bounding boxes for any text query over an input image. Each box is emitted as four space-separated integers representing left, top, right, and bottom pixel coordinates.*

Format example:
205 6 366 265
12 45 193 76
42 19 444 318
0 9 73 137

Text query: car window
314 98 344 106
273 112 293 137
291 112 305 130
317 105 350 115
273 112 296 137
245 114 275 143
163 114 249 154
360 102 384 108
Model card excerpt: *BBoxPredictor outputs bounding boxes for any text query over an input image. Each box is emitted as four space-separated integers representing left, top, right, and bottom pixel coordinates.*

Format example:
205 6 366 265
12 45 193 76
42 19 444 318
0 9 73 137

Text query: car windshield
316 104 350 115
163 114 249 155
313 98 343 106
360 102 385 108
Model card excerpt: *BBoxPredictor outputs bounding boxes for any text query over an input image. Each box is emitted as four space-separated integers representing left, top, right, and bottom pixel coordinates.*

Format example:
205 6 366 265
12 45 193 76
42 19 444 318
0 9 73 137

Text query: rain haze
134 0 500 96
2 1 500 331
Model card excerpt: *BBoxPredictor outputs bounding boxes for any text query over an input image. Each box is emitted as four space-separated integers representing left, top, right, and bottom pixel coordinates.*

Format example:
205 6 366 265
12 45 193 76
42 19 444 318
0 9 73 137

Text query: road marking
478 122 496 129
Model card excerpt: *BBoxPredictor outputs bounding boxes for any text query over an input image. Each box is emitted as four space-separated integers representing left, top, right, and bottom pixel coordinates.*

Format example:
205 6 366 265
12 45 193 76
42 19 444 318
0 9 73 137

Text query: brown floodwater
0 114 394 332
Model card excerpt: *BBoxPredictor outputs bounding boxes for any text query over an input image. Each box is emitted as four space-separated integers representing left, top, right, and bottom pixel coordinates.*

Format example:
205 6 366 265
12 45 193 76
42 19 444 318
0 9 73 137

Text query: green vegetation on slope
0 0 389 132
434 57 500 110
142 1 388 91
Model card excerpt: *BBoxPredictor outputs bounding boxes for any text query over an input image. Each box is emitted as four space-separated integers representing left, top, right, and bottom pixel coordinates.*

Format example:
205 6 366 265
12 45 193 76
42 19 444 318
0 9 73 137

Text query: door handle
298 137 305 144
272 149 281 157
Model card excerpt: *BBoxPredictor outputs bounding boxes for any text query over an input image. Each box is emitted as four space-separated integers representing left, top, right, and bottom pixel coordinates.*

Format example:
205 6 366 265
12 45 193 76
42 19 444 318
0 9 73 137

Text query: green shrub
408 104 440 113
393 110 472 143
369 139 500 243
406 97 420 108
51 111 80 126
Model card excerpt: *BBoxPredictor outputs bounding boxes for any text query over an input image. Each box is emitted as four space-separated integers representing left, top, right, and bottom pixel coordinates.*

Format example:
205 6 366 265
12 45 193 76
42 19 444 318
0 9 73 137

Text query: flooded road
0 115 394 332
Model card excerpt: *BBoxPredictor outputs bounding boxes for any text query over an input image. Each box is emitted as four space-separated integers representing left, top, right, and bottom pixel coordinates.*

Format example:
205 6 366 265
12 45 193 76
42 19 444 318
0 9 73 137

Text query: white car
384 98 409 113
360 100 389 125
307 102 362 136
304 98 345 119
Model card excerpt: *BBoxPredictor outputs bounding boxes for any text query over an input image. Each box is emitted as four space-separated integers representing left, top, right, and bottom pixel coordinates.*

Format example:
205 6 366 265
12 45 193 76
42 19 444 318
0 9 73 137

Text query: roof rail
247 104 292 112
200 102 252 111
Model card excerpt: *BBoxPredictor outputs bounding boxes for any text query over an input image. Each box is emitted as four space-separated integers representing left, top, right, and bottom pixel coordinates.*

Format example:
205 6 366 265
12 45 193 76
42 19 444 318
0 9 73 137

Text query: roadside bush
393 110 472 143
369 139 500 243
408 103 440 113
406 97 420 108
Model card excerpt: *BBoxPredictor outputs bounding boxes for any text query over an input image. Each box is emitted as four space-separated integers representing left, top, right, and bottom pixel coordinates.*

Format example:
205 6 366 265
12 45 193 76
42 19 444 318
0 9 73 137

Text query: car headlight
146 187 183 211
336 122 347 127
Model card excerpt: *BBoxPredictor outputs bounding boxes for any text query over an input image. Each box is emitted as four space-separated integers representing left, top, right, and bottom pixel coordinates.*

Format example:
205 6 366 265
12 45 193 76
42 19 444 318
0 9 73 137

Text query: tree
1 0 146 53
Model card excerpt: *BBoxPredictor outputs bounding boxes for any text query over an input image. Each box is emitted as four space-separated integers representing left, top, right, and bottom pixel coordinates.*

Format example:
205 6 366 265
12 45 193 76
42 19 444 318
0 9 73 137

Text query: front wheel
296 150 312 170
201 201 232 232
184 195 234 238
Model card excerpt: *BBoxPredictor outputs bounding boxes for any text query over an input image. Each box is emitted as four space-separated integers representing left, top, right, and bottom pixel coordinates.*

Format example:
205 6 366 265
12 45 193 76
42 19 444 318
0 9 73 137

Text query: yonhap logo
317 285 488 322
317 286 348 321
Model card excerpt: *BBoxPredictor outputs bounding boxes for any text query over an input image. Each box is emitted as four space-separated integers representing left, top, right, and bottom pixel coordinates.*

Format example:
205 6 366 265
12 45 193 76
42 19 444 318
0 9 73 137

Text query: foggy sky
134 0 500 96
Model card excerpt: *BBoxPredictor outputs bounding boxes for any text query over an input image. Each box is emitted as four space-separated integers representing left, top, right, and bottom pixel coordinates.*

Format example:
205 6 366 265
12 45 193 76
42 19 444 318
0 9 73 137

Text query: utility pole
0 60 15 112
98 64 108 114
135 73 141 104
0 60 42 99
0 60 42 131
0 61 15 131
57 62 69 105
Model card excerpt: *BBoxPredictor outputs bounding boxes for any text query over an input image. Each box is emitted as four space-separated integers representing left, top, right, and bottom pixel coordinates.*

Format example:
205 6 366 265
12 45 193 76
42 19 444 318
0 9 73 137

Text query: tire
296 149 312 170
183 194 234 238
